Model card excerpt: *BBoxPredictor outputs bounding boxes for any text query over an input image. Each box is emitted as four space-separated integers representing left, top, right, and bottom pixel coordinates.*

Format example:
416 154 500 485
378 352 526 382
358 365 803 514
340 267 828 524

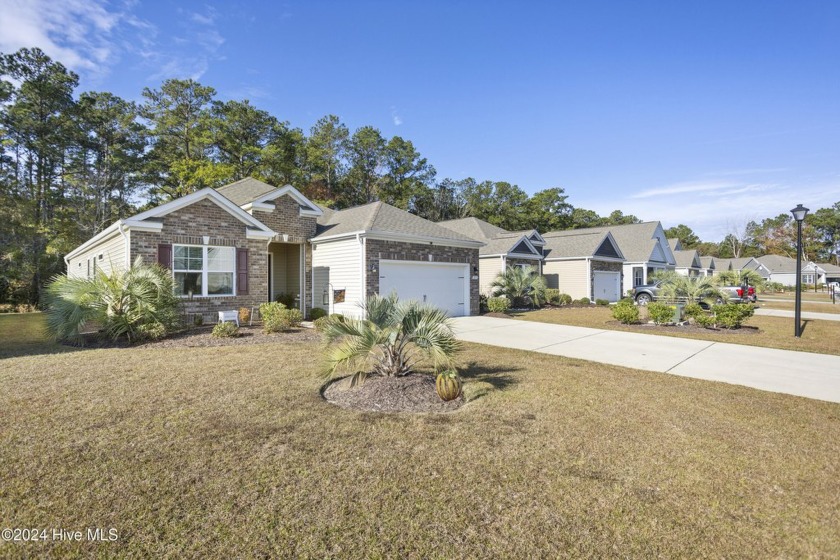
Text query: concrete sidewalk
754 308 840 322
451 316 840 404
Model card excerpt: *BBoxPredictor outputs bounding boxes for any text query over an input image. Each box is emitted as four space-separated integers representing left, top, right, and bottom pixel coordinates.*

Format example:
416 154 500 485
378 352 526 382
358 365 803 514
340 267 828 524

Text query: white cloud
391 107 403 126
0 0 122 76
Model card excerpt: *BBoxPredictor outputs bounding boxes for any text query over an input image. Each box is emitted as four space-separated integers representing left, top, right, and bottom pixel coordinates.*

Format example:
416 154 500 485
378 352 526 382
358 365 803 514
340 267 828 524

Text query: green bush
558 293 572 305
683 303 706 321
313 316 329 332
310 307 327 321
595 298 609 306
575 297 591 305
711 303 755 329
647 302 674 325
544 288 560 305
487 297 510 313
260 302 303 333
693 313 716 328
611 300 640 324
479 294 488 313
212 321 240 338
274 292 297 308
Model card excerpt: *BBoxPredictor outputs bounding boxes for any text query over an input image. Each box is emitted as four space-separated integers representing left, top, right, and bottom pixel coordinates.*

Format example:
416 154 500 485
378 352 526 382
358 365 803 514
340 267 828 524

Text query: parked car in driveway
632 282 756 305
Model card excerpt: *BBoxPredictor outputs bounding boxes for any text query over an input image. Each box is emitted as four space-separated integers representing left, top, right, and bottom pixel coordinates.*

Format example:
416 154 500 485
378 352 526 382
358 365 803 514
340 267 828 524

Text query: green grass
1 314 839 558
511 306 840 356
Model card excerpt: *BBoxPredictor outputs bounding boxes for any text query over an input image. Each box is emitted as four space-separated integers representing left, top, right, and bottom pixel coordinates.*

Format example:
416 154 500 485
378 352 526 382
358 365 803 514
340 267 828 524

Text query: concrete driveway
451 315 840 404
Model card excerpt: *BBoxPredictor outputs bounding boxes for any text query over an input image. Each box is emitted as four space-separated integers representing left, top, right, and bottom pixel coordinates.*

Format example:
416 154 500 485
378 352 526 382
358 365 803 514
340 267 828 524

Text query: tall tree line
2 48 838 304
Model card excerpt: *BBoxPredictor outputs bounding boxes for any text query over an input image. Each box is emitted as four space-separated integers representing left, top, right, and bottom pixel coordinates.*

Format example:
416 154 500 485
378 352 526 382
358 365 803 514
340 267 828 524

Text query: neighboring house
65 178 482 320
714 257 771 280
539 230 625 302
820 263 840 284
545 221 675 295
754 254 825 287
668 239 702 277
699 256 716 277
437 217 545 295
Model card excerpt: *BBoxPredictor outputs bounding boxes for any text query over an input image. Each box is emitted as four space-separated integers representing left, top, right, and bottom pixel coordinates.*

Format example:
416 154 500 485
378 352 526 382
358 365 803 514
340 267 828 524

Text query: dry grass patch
512 306 840 356
1 315 839 558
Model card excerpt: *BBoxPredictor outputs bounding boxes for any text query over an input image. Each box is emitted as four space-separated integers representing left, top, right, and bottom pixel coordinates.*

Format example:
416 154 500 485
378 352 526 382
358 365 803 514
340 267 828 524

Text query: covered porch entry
267 240 305 312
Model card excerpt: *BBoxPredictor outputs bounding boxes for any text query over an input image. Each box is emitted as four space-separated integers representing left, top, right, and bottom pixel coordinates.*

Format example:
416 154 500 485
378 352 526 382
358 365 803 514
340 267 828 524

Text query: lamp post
791 204 809 337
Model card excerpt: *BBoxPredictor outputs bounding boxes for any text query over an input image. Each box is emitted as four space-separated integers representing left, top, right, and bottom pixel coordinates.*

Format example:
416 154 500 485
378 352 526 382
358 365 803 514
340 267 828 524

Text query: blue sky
2 0 838 241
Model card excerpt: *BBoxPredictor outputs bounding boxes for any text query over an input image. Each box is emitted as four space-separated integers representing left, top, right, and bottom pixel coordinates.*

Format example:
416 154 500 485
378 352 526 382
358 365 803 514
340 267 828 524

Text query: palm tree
717 269 764 290
44 257 180 344
658 275 726 307
489 265 547 308
320 293 459 386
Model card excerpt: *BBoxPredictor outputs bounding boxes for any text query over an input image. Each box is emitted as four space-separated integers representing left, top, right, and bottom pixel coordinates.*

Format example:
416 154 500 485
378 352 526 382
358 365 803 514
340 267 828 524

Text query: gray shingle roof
756 254 799 273
673 249 700 269
216 177 277 206
437 217 508 241
314 202 481 245
700 256 715 269
546 222 666 263
541 230 620 259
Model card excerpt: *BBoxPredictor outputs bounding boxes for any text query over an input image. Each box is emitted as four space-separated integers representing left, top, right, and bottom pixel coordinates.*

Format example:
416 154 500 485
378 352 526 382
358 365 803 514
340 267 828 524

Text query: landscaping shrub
544 289 560 305
595 298 609 306
239 307 251 324
193 314 204 326
309 307 327 321
274 292 297 308
43 257 179 344
490 266 546 307
611 300 640 324
479 294 488 313
683 303 706 321
575 297 591 305
710 303 755 329
212 321 240 338
647 302 674 325
558 293 572 305
260 302 303 333
487 297 510 313
313 316 329 332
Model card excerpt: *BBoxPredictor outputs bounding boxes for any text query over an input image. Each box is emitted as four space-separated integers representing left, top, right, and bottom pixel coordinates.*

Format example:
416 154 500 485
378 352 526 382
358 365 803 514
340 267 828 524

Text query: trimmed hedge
487 297 510 313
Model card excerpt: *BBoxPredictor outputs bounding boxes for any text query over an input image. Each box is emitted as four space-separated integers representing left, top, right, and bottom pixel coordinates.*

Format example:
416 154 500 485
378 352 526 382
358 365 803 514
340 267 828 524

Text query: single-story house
539 230 626 302
66 178 482 320
544 221 675 295
668 239 702 277
714 257 771 280
437 217 545 295
755 254 837 287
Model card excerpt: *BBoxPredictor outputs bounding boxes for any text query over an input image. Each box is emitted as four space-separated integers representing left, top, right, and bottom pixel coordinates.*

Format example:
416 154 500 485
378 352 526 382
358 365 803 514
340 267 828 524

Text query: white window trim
173 244 237 298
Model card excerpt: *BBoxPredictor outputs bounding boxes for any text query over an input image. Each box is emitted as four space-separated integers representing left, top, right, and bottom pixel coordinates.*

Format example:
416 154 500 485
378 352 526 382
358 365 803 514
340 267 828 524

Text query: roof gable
250 184 322 216
594 236 622 259
542 231 625 260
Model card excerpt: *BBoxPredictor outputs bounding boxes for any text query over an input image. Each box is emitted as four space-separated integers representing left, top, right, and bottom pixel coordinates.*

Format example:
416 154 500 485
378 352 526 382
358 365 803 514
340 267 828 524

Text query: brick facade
364 239 480 315
130 199 269 322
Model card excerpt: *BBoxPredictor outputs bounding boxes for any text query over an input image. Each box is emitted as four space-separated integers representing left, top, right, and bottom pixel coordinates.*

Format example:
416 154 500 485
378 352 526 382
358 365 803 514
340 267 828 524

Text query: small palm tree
44 257 180 344
489 266 547 308
659 275 726 306
320 293 459 386
717 269 764 290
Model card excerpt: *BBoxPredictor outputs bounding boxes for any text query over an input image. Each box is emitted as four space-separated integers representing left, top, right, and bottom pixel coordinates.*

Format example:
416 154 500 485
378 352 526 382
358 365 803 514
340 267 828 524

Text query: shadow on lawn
459 360 521 401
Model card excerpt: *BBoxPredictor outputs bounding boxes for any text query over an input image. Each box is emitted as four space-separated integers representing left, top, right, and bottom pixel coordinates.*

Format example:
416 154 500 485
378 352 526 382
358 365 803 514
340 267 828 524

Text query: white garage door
379 261 469 317
593 271 621 302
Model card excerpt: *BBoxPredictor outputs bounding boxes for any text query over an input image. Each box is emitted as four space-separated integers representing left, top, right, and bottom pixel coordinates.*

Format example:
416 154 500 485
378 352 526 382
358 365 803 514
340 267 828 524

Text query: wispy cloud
391 106 403 126
632 180 740 198
0 0 123 78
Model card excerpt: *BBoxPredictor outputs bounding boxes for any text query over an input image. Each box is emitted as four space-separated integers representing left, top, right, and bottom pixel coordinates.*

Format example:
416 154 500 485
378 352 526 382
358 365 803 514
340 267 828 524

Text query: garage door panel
379 261 468 316
594 271 620 302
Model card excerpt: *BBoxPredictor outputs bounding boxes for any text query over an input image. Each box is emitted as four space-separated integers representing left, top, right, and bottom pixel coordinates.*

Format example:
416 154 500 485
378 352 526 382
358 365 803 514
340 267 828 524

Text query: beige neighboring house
66 178 482 321
437 217 545 295
668 239 703 277
714 257 772 280
540 230 625 302
754 254 833 287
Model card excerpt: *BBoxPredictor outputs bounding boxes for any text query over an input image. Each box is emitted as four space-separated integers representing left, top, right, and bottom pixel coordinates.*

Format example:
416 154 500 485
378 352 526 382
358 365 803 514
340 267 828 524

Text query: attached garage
593 271 621 302
379 260 470 317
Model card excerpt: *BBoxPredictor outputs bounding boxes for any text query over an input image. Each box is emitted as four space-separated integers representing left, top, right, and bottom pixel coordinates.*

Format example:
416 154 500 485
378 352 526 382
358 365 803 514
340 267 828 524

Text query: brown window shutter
236 248 249 295
157 244 172 269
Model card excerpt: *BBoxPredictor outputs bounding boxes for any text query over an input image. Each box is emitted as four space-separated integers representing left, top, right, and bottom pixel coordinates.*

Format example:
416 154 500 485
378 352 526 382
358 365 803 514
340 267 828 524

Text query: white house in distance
668 239 702 277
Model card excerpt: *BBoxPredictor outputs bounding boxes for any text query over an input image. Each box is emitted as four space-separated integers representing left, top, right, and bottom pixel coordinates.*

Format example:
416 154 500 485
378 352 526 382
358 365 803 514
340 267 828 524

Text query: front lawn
510 306 840 356
1 314 838 558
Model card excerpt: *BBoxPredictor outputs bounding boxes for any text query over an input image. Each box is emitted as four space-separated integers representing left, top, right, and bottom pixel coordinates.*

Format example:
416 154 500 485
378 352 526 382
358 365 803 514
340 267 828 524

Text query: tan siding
480 256 504 296
542 259 589 299
67 230 126 279
312 238 362 318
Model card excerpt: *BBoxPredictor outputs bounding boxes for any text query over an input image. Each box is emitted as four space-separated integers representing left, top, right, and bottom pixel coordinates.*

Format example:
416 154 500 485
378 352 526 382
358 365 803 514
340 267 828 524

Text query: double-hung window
173 245 235 296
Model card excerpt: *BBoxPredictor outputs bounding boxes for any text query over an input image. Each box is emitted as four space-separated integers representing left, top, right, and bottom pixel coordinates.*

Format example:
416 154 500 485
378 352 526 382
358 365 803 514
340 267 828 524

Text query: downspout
118 222 129 269
358 233 366 318
587 258 592 301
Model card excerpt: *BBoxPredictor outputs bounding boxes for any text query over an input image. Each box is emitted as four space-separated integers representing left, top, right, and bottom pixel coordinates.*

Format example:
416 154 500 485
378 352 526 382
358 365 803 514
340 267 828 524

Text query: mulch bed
609 321 761 336
322 373 464 414
70 324 321 349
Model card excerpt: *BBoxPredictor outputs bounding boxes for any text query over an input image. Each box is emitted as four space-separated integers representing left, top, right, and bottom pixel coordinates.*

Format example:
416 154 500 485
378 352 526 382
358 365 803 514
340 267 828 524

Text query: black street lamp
791 204 809 337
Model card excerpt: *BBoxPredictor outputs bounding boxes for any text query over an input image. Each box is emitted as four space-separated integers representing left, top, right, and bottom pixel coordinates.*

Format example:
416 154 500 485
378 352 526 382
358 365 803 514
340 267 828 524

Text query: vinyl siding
542 259 589 299
312 237 363 318
480 256 505 295
67 230 127 279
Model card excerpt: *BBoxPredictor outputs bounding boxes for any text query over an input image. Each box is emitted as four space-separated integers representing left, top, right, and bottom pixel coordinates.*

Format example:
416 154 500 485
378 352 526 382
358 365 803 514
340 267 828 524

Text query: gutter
118 223 130 269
